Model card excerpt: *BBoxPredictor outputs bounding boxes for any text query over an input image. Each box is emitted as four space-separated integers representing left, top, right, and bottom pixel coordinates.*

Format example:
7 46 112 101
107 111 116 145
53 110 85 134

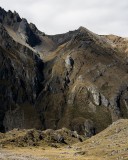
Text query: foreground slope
0 7 128 135
0 119 128 160
74 119 128 160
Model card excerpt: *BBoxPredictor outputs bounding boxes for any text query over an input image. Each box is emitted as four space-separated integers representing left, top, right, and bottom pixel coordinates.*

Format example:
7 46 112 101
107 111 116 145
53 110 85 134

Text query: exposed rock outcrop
0 127 84 147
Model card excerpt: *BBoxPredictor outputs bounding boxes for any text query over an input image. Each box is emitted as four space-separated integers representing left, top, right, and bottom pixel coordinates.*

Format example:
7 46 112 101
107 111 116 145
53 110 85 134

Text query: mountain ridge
0 7 128 137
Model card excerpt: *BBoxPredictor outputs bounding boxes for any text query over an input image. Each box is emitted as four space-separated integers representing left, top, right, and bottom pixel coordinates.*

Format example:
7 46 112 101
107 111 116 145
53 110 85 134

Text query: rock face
0 7 128 135
18 18 41 47
0 10 44 132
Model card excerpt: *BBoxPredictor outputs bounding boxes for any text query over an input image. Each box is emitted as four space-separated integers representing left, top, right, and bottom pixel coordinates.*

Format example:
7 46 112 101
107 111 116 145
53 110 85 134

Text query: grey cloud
0 0 128 36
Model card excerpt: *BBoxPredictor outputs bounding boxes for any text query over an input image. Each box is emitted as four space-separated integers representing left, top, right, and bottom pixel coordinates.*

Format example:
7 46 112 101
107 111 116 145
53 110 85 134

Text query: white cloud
0 0 128 36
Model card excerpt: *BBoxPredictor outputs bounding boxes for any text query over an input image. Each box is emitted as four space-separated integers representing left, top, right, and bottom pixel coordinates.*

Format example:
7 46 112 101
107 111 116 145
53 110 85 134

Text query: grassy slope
75 119 128 160
0 119 128 160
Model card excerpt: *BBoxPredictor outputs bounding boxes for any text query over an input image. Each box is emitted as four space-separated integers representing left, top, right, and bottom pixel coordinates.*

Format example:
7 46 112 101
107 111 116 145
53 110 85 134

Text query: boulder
88 86 101 106
65 55 74 71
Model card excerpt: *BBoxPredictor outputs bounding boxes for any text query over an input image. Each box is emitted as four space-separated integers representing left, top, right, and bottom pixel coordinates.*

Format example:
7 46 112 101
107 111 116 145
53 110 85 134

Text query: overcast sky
0 0 128 36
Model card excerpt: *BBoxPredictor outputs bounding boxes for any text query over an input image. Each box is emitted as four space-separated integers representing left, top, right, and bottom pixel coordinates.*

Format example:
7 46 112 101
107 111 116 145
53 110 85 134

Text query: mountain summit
0 7 128 136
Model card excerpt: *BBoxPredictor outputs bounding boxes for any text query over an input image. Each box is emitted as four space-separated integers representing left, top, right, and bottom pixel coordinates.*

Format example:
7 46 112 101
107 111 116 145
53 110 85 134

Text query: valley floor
0 147 100 160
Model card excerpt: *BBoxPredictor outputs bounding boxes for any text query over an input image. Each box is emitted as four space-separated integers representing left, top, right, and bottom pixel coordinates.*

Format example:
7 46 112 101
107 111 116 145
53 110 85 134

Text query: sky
0 0 128 36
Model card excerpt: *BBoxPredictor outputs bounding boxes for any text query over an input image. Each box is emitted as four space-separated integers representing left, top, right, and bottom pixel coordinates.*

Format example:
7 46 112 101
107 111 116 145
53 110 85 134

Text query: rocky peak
0 8 21 26
0 7 6 23
0 8 42 47
18 18 29 36
78 26 91 33
29 23 40 34
0 7 6 14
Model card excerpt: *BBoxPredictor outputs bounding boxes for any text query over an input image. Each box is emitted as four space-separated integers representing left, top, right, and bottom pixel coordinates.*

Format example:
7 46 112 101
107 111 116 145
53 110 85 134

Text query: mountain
0 7 128 136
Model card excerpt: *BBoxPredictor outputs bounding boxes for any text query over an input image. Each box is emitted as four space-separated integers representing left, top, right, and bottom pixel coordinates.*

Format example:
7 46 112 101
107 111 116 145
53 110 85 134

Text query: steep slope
74 119 128 160
35 26 128 134
0 21 44 132
0 7 128 136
